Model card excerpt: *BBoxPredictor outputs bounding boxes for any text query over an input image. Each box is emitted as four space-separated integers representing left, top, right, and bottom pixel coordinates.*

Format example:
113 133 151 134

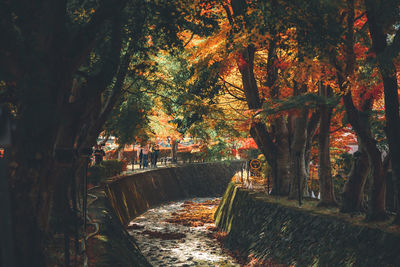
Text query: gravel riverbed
127 197 240 267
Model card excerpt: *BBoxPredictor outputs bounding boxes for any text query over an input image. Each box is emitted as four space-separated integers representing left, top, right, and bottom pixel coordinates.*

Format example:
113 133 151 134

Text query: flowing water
127 197 240 267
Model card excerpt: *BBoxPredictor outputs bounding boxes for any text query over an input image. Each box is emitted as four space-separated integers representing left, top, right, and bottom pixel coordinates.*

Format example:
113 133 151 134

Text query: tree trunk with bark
171 139 178 163
341 93 387 220
365 0 400 224
341 144 369 213
330 0 387 220
303 111 320 197
238 45 290 195
364 140 387 220
9 71 74 266
3 4 131 264
273 117 291 195
288 109 308 200
318 85 337 207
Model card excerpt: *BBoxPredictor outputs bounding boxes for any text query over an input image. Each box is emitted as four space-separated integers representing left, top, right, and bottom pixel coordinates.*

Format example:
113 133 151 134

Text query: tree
0 0 218 265
364 0 400 224
317 85 338 206
329 0 388 220
103 88 152 146
1 2 132 264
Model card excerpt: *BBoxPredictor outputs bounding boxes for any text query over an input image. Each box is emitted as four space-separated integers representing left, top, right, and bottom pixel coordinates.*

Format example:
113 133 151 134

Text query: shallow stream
127 197 240 267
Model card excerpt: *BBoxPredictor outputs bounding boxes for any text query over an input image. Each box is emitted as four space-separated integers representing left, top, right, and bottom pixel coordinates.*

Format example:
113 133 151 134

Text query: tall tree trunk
9 130 58 266
273 117 291 195
341 93 387 220
365 0 400 224
7 16 128 266
330 0 386 220
238 45 292 195
318 85 337 207
304 111 320 197
9 71 71 266
288 109 308 200
364 140 386 220
9 156 53 267
274 144 291 195
171 139 178 163
341 143 369 213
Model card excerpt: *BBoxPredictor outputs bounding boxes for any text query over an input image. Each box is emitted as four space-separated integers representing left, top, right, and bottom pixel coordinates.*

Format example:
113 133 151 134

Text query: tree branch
69 0 127 71
98 43 134 124
183 32 195 48
85 17 123 96
220 82 246 101
218 75 244 91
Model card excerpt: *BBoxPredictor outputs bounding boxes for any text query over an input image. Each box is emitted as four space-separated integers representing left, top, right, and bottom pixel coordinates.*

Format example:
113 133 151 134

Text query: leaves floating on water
140 230 186 240
126 223 145 230
166 199 220 227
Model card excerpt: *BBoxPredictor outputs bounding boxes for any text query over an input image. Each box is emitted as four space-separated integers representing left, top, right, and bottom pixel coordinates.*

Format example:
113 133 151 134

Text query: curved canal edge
86 162 242 266
86 187 151 266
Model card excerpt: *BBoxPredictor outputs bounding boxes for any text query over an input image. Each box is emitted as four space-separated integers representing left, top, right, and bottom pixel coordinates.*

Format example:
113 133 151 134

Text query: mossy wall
88 188 151 267
105 161 243 226
215 183 400 267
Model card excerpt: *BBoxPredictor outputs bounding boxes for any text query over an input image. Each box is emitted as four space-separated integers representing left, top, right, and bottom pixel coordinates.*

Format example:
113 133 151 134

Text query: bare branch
183 32 195 48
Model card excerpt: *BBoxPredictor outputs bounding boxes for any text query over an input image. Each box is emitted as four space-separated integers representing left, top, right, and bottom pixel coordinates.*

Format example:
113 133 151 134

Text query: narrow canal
127 197 240 267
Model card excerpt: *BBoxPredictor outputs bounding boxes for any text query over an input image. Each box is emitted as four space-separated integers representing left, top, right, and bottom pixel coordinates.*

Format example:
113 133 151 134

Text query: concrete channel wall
215 183 400 267
104 161 243 226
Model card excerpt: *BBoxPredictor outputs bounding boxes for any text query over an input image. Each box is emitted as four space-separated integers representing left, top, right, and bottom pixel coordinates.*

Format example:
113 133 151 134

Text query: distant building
347 144 358 154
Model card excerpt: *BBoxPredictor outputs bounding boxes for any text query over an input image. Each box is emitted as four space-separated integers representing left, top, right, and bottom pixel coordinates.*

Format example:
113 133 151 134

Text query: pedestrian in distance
150 144 154 168
153 144 159 167
138 146 143 169
94 144 105 165
142 143 149 168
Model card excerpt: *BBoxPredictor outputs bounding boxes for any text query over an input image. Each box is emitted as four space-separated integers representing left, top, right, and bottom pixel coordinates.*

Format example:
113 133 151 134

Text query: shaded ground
128 198 240 267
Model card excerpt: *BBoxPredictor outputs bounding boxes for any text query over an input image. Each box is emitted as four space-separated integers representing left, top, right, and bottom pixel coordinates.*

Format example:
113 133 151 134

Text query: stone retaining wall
88 188 151 267
215 183 400 267
105 161 243 226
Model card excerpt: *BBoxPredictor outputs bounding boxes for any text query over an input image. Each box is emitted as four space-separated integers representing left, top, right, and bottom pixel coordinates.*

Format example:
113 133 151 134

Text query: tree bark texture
341 144 369 213
304 111 320 197
238 45 291 195
365 0 400 223
3 2 130 265
272 117 291 195
330 0 387 220
318 86 337 206
342 92 386 220
288 109 308 199
171 139 178 163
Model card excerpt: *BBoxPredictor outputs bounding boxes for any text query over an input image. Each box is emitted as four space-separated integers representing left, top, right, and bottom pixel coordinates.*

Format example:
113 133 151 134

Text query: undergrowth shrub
88 160 124 185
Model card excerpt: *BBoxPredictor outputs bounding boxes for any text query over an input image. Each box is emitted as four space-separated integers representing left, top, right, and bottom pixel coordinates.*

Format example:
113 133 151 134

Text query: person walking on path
142 143 149 168
149 145 154 168
152 144 159 167
94 144 105 165
138 146 143 169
